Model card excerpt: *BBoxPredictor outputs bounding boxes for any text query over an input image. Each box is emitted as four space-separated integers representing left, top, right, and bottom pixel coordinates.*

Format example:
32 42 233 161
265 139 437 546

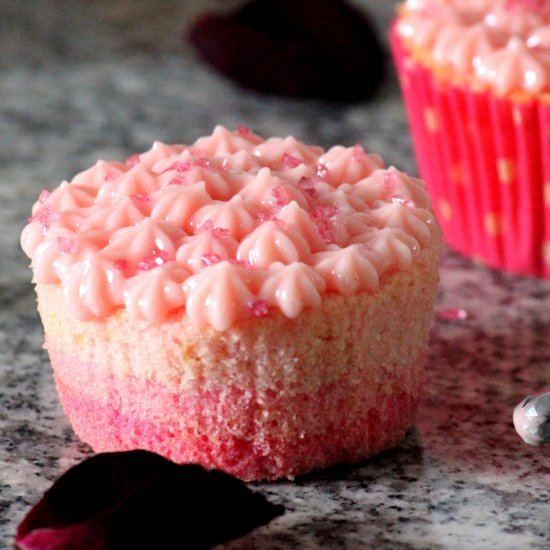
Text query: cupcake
391 0 550 277
21 126 441 481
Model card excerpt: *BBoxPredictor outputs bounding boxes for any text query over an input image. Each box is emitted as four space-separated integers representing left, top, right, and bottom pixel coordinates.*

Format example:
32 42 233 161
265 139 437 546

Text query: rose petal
187 0 385 101
16 450 284 550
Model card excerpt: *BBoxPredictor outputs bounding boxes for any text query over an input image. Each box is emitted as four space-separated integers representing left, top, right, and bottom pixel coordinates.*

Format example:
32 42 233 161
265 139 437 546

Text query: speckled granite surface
2 1 550 548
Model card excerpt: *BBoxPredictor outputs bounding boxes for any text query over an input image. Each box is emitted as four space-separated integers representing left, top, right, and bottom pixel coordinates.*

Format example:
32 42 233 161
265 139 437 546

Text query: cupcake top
396 0 550 96
21 126 438 330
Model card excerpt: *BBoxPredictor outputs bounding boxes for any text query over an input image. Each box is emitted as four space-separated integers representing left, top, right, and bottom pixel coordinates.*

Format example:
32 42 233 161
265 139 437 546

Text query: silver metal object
513 387 550 445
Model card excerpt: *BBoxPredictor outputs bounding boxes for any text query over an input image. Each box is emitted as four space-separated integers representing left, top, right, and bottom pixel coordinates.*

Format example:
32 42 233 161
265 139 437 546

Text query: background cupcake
391 0 550 277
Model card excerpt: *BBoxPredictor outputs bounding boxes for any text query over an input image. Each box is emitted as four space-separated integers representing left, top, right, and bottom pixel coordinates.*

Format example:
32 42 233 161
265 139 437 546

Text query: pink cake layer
36 247 439 481
52 355 419 481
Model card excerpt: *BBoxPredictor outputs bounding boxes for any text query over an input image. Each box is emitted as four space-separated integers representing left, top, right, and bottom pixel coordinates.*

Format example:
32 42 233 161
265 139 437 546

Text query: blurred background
1 0 407 303
1 0 403 286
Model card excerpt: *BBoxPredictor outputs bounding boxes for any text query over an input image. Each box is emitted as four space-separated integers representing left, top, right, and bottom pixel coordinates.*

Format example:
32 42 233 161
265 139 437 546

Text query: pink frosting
21 126 438 330
397 0 550 95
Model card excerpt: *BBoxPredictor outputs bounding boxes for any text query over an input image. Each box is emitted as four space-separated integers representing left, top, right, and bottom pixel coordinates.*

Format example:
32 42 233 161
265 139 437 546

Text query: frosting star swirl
21 126 438 329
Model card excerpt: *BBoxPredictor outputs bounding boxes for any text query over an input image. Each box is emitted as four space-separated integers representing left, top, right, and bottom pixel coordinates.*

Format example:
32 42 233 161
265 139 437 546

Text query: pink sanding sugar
282 153 303 168
57 237 76 255
248 299 269 317
126 154 141 168
137 249 172 271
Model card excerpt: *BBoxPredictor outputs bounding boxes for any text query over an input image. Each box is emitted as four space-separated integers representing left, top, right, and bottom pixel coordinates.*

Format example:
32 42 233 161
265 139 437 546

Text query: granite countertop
2 1 550 548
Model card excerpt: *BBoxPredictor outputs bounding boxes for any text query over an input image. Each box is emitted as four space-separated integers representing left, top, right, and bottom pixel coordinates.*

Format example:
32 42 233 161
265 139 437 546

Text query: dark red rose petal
188 0 385 102
16 450 284 550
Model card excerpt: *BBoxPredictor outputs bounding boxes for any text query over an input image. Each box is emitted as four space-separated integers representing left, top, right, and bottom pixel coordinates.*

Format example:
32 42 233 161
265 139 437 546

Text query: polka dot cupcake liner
391 23 550 278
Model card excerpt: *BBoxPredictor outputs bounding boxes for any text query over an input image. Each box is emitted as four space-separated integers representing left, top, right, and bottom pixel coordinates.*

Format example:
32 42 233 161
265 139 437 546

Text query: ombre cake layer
54 374 418 481
37 246 439 480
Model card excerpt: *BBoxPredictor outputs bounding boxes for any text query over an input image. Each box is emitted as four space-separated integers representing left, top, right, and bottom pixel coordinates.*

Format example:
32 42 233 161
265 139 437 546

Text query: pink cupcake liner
391 23 550 277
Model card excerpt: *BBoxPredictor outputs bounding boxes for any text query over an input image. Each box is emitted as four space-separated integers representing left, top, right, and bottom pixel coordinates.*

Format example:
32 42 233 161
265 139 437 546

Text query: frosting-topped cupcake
397 0 550 96
391 0 550 276
22 126 442 480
